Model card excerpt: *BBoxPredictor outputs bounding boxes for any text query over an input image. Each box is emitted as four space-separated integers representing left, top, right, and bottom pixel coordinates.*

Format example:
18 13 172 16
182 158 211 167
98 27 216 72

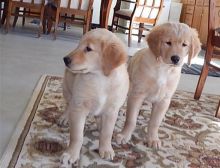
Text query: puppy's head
147 22 201 66
63 28 127 76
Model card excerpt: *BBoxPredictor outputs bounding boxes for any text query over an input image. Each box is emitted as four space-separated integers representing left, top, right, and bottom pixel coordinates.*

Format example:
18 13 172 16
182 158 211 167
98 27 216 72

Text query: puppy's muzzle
63 56 71 67
171 55 180 65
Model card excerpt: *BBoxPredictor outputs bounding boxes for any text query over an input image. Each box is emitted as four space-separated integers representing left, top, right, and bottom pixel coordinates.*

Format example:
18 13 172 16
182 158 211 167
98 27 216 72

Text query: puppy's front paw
146 137 161 149
60 152 78 168
99 145 115 160
115 132 131 144
57 114 69 127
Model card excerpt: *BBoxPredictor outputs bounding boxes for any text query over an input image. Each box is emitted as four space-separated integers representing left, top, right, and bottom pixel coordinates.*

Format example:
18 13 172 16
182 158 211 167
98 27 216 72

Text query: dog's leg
99 109 118 160
60 107 87 167
95 116 101 131
57 105 69 127
146 98 171 149
116 94 145 144
58 75 72 127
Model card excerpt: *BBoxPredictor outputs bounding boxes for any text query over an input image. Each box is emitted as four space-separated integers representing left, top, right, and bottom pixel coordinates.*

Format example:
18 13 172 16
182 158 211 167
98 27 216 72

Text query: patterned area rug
1 75 220 168
181 63 220 77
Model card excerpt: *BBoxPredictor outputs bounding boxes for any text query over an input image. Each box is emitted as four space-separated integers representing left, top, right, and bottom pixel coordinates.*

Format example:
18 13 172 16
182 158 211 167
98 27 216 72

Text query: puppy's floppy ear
102 42 127 76
146 26 162 57
188 28 201 65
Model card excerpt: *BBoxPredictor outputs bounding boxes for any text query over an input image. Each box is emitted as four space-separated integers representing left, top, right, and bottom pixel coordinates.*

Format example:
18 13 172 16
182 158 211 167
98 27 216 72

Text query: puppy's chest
71 75 109 115
146 73 171 102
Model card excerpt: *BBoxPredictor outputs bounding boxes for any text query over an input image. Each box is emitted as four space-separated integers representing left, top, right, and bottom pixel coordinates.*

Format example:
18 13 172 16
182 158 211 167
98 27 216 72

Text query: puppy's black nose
63 56 71 66
171 55 180 65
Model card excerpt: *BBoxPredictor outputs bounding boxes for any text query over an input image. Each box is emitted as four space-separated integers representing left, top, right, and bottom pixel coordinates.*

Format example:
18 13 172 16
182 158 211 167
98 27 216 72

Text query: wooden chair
5 0 45 37
53 0 94 39
12 8 40 28
0 0 8 27
111 0 163 46
194 0 220 118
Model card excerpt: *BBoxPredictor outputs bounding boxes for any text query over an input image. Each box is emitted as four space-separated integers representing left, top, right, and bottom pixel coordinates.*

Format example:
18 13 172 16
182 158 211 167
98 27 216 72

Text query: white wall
168 2 182 22
156 0 171 25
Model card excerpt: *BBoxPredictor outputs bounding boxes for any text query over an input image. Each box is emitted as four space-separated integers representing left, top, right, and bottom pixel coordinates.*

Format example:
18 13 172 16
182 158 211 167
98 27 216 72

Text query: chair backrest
134 0 163 25
114 0 137 12
12 0 45 5
209 0 220 48
60 0 93 10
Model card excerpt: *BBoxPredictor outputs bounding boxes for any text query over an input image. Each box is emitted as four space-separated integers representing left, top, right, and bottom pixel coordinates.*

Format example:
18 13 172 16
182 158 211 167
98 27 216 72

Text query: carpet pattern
1 75 220 168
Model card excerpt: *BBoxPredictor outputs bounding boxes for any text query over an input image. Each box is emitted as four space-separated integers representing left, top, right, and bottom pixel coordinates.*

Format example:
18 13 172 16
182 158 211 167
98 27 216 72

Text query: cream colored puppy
59 29 129 166
116 23 201 148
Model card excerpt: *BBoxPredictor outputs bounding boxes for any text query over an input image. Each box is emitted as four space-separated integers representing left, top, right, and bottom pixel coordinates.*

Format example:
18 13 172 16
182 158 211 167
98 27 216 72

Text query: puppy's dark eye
182 43 187 47
85 46 92 52
166 41 172 46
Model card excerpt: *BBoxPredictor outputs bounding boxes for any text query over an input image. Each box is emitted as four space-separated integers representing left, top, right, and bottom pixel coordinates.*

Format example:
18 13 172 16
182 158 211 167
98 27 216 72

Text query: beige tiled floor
0 23 220 158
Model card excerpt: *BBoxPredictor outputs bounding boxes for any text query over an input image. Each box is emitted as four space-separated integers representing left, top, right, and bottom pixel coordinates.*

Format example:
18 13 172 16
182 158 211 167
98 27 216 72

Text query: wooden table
100 0 112 29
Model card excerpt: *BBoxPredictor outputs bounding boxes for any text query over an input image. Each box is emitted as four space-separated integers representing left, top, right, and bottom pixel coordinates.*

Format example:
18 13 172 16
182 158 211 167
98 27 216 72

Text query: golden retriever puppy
116 23 201 148
58 28 129 166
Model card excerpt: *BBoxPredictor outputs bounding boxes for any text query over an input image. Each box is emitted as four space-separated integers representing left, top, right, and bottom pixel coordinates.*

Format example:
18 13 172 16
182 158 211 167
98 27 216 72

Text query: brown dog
116 23 201 148
43 0 57 34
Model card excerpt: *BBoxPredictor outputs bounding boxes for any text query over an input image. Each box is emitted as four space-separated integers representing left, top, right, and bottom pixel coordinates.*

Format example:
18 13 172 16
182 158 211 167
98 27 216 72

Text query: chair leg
42 8 47 34
194 41 214 100
216 100 220 118
1 0 8 25
12 7 19 27
53 8 60 40
22 8 26 26
84 21 90 34
38 7 44 38
194 63 209 100
110 15 115 31
63 13 67 31
138 23 144 43
89 9 93 31
84 12 91 34
5 1 12 33
128 21 133 47
115 17 119 31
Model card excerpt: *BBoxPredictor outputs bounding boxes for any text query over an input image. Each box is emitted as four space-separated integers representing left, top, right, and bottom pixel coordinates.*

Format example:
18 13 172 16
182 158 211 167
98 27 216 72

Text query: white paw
57 114 69 127
115 132 131 145
99 146 115 160
60 152 78 168
146 138 161 149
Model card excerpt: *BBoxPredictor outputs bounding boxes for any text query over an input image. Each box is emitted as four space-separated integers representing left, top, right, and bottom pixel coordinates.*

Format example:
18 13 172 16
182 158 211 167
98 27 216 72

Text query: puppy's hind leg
116 93 145 144
146 98 171 149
